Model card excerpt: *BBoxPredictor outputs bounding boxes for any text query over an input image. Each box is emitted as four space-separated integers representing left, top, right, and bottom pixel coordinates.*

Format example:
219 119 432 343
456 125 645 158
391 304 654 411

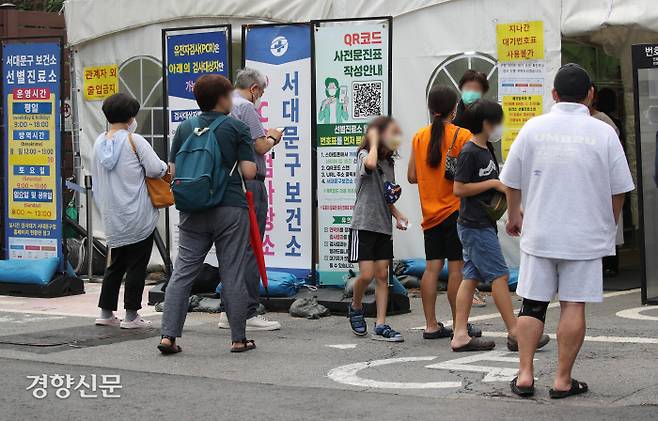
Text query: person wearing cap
500 64 635 399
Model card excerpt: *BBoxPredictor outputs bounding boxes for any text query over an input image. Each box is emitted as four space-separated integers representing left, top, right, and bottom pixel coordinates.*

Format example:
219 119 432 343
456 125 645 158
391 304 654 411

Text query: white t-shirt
500 102 635 260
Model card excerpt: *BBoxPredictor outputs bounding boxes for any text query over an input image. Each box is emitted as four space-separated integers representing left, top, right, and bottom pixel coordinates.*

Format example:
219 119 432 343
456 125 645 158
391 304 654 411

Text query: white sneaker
120 316 152 329
95 316 121 327
217 313 281 331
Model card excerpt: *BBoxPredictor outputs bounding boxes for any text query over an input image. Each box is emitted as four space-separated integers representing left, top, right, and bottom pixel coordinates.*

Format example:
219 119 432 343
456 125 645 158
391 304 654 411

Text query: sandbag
216 270 304 297
0 257 60 285
289 297 330 319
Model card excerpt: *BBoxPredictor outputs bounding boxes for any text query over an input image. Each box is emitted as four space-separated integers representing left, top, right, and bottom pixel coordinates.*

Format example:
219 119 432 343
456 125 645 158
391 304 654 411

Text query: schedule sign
2 41 62 260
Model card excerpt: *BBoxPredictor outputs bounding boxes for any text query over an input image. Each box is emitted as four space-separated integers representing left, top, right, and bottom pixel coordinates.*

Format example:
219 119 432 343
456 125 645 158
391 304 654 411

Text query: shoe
218 312 230 329
467 323 482 337
507 334 551 352
95 316 121 327
472 289 487 307
218 313 282 331
423 323 453 339
372 324 404 342
348 305 368 336
120 316 152 329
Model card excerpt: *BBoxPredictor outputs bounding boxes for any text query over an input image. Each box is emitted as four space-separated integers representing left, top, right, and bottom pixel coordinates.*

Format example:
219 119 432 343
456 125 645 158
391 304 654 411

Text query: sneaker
95 316 121 327
372 324 404 342
218 313 281 331
348 305 368 336
120 316 152 329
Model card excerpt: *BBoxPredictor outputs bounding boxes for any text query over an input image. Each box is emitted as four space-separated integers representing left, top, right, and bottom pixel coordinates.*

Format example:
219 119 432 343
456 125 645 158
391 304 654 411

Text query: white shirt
500 102 635 260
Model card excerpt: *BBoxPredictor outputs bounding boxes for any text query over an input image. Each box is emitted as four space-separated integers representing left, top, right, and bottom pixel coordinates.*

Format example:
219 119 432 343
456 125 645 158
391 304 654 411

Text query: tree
13 0 65 12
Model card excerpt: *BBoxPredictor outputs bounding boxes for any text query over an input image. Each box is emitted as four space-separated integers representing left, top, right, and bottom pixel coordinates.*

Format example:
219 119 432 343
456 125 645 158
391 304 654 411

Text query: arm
612 193 625 224
253 128 283 155
237 123 257 180
505 187 523 236
362 128 379 171
407 141 417 184
240 161 257 180
134 135 167 178
453 179 505 198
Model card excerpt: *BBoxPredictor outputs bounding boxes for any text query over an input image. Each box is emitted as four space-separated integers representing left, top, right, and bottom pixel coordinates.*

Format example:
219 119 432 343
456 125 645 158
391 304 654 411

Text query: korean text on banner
496 21 544 62
501 95 542 160
163 26 230 266
83 64 118 101
244 24 313 279
2 42 62 261
314 19 391 286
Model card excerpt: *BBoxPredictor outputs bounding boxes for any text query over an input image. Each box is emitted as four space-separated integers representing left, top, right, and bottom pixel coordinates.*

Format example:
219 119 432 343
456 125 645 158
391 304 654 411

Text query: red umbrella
245 189 269 295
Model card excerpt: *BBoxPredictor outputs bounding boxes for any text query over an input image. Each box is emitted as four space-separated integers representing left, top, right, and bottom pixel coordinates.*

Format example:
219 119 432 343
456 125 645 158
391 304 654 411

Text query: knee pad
518 298 549 323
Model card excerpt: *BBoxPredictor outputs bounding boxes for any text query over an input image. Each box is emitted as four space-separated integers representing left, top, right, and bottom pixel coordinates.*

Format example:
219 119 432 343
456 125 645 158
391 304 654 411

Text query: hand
395 214 409 230
366 127 379 145
506 211 523 237
267 127 283 144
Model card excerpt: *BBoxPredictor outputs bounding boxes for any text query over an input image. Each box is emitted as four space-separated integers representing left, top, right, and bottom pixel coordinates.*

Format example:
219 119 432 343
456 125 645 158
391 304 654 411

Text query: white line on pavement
481 331 658 344
0 308 160 318
616 306 658 321
326 344 358 349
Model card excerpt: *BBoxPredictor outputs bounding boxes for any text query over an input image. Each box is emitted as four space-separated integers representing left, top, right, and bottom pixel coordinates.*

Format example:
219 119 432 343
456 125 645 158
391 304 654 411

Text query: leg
98 246 128 313
373 260 390 326
553 301 586 391
245 180 268 319
351 261 375 310
446 260 463 324
451 279 478 347
420 259 443 332
491 274 516 337
516 299 548 388
122 232 155 312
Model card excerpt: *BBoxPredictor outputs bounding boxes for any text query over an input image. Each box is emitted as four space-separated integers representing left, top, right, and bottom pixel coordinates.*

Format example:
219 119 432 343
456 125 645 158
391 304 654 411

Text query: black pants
98 232 154 311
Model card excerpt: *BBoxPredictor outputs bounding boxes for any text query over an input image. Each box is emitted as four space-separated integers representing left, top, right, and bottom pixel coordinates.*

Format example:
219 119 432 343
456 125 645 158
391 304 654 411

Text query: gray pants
245 179 267 316
161 206 255 342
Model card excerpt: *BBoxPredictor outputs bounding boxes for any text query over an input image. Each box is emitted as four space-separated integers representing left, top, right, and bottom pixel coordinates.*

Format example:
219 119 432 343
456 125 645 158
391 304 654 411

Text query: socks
125 310 138 322
100 309 114 319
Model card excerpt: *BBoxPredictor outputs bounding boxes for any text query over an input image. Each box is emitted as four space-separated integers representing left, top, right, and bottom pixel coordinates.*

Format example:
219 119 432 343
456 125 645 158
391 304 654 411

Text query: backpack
172 115 230 212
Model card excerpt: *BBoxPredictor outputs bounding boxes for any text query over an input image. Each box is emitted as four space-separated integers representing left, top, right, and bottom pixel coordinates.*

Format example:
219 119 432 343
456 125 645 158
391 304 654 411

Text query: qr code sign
352 81 383 119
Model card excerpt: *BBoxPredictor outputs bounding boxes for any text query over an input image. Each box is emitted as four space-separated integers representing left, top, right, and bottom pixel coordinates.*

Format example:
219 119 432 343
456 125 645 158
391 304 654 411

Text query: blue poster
244 24 313 279
2 41 62 262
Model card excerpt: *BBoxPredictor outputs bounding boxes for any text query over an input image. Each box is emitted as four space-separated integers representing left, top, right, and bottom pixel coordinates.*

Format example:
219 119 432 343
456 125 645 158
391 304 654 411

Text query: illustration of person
318 77 349 124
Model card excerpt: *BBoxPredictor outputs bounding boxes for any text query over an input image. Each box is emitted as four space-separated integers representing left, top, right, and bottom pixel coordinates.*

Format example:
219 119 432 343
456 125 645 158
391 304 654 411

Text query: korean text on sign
83 64 118 101
496 21 544 62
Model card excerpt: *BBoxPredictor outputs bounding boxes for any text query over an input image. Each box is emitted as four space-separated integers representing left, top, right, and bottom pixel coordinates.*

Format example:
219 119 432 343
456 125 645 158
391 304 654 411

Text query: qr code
352 81 383 119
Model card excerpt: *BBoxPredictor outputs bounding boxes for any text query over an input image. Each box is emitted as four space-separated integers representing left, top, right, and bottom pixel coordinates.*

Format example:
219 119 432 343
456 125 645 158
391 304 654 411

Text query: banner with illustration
314 18 391 286
163 25 231 265
2 41 62 262
243 24 313 278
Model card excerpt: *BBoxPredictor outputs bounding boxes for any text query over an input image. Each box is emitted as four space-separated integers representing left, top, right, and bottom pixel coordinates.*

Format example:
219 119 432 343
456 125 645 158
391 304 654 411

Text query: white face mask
327 88 337 97
127 118 138 133
489 125 503 142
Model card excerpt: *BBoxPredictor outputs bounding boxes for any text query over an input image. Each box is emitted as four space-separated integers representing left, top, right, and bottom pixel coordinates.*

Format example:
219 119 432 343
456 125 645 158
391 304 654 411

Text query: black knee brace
518 298 549 323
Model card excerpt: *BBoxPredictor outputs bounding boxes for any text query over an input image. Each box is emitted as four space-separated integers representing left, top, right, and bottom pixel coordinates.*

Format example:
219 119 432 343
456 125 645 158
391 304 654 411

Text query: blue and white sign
244 24 313 279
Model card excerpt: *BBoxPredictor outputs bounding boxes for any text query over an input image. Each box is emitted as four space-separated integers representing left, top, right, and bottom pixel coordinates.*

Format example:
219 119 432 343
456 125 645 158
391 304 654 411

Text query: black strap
446 127 461 157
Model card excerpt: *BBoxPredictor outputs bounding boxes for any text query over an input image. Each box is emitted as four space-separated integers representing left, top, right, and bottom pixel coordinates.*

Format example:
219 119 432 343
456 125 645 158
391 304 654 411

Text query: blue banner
2 41 62 261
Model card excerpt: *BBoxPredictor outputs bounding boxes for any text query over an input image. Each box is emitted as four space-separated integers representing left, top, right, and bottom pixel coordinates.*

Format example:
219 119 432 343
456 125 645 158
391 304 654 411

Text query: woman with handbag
407 85 477 340
347 116 408 342
92 93 168 329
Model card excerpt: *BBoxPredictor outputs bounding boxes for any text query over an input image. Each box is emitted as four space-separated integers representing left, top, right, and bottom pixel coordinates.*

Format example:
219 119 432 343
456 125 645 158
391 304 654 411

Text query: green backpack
172 115 229 212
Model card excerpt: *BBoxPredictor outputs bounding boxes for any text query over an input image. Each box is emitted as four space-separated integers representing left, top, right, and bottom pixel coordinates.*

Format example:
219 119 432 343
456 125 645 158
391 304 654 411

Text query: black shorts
348 229 393 263
423 211 463 261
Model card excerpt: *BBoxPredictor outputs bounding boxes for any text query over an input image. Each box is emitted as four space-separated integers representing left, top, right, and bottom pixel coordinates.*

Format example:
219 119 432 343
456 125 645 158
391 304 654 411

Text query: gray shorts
516 251 603 303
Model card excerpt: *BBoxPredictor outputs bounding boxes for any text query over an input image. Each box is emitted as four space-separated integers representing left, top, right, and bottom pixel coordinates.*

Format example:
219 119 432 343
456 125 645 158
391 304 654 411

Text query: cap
554 63 592 100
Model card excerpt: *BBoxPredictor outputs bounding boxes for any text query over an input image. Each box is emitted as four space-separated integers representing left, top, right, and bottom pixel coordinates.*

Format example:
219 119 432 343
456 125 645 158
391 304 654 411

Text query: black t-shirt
454 141 499 228
169 111 254 208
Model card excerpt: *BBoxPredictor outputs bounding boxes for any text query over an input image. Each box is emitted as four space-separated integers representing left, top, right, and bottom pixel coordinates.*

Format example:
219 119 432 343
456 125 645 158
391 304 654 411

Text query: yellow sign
501 95 543 159
496 21 544 62
83 64 118 100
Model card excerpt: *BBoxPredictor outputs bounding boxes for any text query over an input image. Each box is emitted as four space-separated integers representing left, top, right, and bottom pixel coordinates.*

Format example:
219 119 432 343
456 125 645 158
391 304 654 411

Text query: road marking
426 351 527 382
616 306 658 321
327 356 461 389
411 288 641 330
482 331 658 344
326 344 358 350
0 308 160 318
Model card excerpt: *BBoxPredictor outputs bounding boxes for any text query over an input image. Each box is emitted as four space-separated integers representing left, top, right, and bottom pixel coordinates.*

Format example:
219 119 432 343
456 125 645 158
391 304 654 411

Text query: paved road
0 288 657 420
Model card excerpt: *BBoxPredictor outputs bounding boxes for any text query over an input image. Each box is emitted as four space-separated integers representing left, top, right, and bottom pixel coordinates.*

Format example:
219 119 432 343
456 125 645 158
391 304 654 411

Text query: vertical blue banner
244 24 313 279
2 41 62 261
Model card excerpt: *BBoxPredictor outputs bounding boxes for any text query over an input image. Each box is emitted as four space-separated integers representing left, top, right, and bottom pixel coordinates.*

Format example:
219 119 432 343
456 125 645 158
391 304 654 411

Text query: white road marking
411 288 641 330
0 314 65 324
0 308 160 318
426 351 527 382
327 356 461 389
326 344 358 350
482 331 658 344
616 306 658 321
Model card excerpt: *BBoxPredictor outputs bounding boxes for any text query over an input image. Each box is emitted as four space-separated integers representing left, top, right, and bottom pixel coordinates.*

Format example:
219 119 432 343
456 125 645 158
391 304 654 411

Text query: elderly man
217 68 283 332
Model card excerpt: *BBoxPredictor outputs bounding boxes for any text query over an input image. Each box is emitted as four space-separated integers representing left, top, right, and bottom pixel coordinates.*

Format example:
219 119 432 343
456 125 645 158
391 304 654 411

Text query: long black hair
427 85 459 168
462 99 504 168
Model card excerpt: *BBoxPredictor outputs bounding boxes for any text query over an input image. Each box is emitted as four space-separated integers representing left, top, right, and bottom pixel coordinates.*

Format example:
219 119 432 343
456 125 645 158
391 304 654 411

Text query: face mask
251 88 262 108
461 90 482 105
327 88 337 97
127 118 138 133
489 125 503 142
383 134 402 151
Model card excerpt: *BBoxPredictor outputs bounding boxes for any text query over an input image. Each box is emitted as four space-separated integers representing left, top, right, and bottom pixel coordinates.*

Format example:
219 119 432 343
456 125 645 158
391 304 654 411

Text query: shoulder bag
128 133 174 208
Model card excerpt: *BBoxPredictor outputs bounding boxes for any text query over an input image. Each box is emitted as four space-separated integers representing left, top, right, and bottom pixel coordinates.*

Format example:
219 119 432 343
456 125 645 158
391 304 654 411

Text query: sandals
549 379 588 399
507 334 551 352
231 339 256 353
423 323 453 339
452 336 496 352
157 336 182 355
372 324 404 342
510 376 535 397
348 305 368 336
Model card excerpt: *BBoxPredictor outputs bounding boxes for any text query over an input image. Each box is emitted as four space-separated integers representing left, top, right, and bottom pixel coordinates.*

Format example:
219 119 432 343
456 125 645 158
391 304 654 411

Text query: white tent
62 0 657 267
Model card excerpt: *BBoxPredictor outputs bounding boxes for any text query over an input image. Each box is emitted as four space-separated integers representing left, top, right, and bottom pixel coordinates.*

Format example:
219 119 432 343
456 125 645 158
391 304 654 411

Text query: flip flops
510 376 535 397
157 336 182 355
451 337 496 352
549 379 589 399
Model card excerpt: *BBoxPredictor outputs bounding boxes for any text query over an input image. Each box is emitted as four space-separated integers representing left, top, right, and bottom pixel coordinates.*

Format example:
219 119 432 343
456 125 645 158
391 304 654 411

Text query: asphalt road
0 288 657 420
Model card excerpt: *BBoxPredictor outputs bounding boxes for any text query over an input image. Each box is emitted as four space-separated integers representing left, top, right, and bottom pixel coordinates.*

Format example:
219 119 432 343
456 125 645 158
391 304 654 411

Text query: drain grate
0 325 160 354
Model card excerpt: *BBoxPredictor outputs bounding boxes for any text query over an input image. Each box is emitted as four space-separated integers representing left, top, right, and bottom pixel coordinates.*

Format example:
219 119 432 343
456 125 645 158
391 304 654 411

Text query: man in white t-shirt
500 64 635 399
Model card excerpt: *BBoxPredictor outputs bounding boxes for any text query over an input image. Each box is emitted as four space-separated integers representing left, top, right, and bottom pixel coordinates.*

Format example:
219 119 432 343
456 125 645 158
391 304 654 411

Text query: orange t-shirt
412 122 471 230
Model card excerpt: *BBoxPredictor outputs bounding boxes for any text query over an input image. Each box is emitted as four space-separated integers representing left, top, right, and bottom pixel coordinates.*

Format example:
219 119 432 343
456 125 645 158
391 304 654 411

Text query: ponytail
425 85 459 168
427 114 445 168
